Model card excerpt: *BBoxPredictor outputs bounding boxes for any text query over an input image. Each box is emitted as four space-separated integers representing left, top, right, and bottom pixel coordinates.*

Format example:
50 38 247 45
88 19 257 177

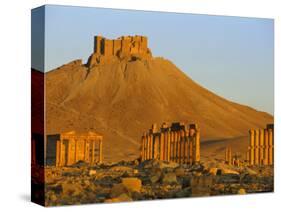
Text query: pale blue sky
31 5 274 114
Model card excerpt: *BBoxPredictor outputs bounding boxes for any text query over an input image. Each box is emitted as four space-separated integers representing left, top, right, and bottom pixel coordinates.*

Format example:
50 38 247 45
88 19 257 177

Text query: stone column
179 130 185 163
173 131 176 162
225 147 232 165
74 139 78 163
160 132 165 160
153 135 159 159
264 129 269 165
170 131 174 161
225 147 229 164
99 139 103 163
66 139 74 166
167 131 171 162
195 129 200 163
259 129 264 165
91 140 95 164
177 131 181 164
55 140 61 167
180 130 185 164
146 134 150 160
174 131 178 162
177 131 182 163
189 127 196 164
184 130 189 164
149 134 154 159
268 129 273 165
189 136 193 165
60 140 66 166
249 129 255 165
254 129 260 165
164 131 169 161
145 134 149 160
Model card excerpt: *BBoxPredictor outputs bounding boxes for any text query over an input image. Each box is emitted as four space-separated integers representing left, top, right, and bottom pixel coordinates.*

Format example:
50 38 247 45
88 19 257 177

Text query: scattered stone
209 167 218 176
191 176 213 197
245 167 258 176
110 166 133 173
121 178 142 193
61 182 83 196
162 172 178 184
219 168 240 175
175 187 192 198
238 188 246 194
175 167 186 177
110 184 127 198
42 159 273 206
150 174 161 184
89 170 97 176
193 171 202 177
105 193 132 203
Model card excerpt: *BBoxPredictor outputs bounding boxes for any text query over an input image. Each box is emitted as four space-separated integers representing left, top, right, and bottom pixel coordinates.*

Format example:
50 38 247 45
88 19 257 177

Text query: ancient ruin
87 35 152 67
247 124 274 166
140 122 200 164
46 131 103 167
225 147 240 167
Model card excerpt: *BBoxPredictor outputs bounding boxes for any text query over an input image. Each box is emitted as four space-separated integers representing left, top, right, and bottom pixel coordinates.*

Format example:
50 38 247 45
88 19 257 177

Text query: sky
31 5 274 115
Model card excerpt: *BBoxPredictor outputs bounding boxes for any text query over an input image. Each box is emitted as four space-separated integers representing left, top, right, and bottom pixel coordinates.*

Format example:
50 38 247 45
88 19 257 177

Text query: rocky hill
45 44 273 162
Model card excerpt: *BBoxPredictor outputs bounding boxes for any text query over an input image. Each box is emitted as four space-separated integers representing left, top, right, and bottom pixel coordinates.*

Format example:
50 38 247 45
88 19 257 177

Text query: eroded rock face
41 160 274 206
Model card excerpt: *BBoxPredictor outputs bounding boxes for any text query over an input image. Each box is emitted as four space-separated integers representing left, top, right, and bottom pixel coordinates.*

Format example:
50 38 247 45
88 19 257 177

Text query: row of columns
56 137 103 167
141 123 200 164
225 147 240 166
248 127 273 166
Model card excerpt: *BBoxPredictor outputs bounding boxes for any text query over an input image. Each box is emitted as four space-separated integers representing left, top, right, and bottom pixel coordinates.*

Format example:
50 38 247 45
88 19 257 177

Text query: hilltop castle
87 35 152 67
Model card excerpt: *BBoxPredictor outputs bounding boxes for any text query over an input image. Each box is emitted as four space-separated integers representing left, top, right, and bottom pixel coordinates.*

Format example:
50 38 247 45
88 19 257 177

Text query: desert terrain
45 55 272 162
31 35 274 206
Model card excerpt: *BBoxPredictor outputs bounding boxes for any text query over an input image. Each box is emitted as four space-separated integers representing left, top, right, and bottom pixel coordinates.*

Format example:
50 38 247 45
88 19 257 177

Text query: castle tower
94 36 103 54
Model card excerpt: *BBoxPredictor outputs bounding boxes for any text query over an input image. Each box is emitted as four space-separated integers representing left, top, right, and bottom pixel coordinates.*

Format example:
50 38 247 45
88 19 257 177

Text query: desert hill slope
46 56 273 162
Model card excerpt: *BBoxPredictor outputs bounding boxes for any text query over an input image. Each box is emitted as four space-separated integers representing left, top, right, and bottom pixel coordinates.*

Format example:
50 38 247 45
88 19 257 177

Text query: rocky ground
33 159 273 206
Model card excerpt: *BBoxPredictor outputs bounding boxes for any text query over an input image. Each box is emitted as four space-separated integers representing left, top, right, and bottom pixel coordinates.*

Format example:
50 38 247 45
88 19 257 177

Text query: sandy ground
201 136 248 163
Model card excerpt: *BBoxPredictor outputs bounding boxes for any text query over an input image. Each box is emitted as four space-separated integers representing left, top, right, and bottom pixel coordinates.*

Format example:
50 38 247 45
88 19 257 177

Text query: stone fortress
87 35 152 67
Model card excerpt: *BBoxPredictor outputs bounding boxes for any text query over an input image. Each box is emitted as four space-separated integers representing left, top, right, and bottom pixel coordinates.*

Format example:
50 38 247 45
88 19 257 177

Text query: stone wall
94 35 150 57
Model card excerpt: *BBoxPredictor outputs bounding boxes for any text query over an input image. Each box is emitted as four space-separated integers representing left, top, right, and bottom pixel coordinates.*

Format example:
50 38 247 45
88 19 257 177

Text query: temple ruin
46 131 103 167
87 35 152 67
247 124 274 166
140 122 200 164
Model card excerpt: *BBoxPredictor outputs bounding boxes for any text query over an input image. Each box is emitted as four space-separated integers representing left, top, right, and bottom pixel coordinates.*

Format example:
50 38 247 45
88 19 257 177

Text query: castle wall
93 35 149 57
113 39 121 55
121 38 130 55
103 39 113 56
140 36 148 53
94 36 103 54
